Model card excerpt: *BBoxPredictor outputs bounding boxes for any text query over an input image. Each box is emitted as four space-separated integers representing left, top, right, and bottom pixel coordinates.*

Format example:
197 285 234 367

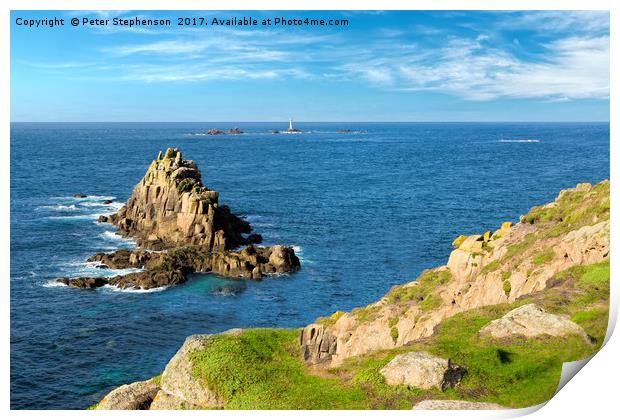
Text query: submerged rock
478 303 590 341
379 352 466 391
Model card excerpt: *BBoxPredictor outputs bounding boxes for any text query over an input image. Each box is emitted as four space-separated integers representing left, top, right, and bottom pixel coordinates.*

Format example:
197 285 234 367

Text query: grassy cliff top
187 260 608 409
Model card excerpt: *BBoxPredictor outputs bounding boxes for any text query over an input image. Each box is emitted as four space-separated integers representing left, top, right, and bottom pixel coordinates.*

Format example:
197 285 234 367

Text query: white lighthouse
287 116 301 133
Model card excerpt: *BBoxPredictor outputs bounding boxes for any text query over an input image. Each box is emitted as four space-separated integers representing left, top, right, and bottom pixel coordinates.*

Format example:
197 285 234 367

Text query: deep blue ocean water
10 122 609 409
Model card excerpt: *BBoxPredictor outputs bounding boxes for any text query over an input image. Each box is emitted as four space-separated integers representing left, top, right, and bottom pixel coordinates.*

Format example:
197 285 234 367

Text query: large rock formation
478 304 589 341
56 148 300 290
379 352 466 391
299 181 609 367
109 148 252 251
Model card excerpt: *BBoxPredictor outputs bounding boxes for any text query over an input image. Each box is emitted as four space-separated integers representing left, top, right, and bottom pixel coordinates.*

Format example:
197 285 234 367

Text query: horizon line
10 120 611 124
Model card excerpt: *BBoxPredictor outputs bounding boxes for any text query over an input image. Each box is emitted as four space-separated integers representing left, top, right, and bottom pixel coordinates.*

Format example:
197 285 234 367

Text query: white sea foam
101 284 169 294
98 231 137 247
499 139 540 143
43 281 67 288
62 259 143 278
36 204 77 211
48 213 103 221
81 201 124 210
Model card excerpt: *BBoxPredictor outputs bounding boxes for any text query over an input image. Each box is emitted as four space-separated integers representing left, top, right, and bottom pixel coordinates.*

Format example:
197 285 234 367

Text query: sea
10 122 610 409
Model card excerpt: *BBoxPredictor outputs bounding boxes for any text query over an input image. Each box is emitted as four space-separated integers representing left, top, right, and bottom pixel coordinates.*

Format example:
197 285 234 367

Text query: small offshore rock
97 215 109 223
227 127 243 135
73 193 87 198
103 199 113 205
206 128 224 135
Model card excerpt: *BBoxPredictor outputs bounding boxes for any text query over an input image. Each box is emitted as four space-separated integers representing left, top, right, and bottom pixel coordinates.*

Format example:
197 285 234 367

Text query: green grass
532 248 555 265
349 269 451 322
419 294 443 311
152 374 162 387
481 260 500 274
390 327 399 342
522 181 609 238
502 280 512 296
316 311 346 326
385 269 451 305
190 329 370 409
503 233 535 263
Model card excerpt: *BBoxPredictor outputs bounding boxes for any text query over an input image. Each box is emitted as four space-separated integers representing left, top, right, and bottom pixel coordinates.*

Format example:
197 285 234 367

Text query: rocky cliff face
56 148 300 289
300 181 610 367
109 148 252 250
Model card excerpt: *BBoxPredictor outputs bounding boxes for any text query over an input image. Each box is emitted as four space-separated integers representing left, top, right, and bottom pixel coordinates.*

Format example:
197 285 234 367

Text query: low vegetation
521 181 609 238
186 261 608 409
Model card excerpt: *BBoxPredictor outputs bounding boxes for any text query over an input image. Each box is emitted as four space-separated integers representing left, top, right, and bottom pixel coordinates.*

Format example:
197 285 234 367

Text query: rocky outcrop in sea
57 148 300 290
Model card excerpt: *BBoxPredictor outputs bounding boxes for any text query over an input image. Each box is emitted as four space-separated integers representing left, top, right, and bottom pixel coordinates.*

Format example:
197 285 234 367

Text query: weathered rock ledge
57 148 300 290
58 244 300 289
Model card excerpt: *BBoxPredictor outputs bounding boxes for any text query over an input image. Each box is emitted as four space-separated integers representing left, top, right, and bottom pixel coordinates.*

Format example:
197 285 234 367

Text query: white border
2 1 616 419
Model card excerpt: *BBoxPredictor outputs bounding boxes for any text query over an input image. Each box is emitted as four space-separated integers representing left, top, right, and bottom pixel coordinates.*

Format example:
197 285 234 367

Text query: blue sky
10 10 610 122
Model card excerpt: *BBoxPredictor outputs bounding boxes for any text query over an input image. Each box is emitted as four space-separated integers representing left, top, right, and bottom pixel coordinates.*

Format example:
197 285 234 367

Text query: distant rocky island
57 148 300 290
91 180 609 409
193 120 368 136
200 128 243 135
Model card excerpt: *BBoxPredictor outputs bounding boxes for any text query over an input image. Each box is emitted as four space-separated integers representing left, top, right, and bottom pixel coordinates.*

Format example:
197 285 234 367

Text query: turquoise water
10 122 609 409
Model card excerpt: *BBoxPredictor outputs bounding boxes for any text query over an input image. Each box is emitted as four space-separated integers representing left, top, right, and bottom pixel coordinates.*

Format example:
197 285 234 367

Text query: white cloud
498 11 609 34
342 35 609 101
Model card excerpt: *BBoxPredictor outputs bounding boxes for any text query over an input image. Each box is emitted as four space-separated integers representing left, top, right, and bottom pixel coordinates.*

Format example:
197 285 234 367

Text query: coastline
92 180 610 410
